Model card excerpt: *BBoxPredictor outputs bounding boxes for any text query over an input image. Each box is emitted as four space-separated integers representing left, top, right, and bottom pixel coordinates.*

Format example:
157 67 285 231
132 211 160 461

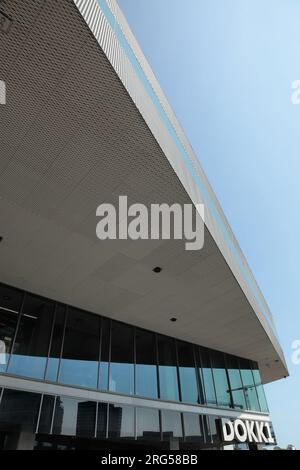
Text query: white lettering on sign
220 418 275 444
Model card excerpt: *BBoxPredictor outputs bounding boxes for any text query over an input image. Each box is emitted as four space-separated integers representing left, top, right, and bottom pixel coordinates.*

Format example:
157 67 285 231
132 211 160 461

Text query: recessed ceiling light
153 266 162 273
170 317 177 322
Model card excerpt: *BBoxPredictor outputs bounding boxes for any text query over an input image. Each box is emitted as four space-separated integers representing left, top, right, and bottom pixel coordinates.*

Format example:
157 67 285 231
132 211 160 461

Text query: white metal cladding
72 0 285 368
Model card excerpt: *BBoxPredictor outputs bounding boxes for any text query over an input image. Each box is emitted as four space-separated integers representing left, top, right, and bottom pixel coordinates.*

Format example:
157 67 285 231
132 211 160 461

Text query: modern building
0 0 288 450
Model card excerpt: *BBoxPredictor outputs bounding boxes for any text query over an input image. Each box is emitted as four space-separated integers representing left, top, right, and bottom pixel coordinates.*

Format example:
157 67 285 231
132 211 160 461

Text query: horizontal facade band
0 374 270 422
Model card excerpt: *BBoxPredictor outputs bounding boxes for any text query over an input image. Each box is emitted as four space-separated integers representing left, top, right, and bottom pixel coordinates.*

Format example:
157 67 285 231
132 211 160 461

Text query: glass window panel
161 410 183 440
135 329 158 399
136 407 160 441
177 341 198 404
8 294 54 379
200 348 217 406
210 350 232 408
251 361 261 385
38 395 55 434
202 415 211 444
96 403 108 438
157 335 179 402
256 385 269 412
52 396 96 438
251 360 268 412
193 347 205 404
0 284 23 313
109 321 134 395
183 413 201 442
76 401 97 438
108 404 134 439
0 389 41 434
239 359 260 411
99 318 110 391
59 308 100 389
208 416 221 446
45 305 66 382
0 284 23 373
226 355 246 410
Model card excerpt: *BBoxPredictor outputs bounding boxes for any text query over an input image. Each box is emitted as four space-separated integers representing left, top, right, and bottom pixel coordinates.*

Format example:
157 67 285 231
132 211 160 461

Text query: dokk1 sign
219 418 275 445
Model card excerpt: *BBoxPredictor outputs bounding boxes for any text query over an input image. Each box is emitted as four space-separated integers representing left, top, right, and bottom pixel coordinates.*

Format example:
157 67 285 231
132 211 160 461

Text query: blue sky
117 0 300 448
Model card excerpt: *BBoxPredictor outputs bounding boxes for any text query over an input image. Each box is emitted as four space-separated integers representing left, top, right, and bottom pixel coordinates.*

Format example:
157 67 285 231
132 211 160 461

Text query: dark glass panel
52 396 96 438
108 404 134 439
0 285 23 373
109 321 134 395
38 395 55 434
208 416 221 447
136 407 160 441
76 401 97 438
201 415 211 444
45 305 66 382
193 347 205 404
199 348 217 406
99 318 110 391
0 284 23 313
59 308 100 388
239 359 260 411
226 355 246 410
8 294 54 379
161 410 183 440
210 350 232 408
96 403 108 438
135 329 158 399
0 389 41 434
177 341 198 404
183 413 201 442
157 335 179 402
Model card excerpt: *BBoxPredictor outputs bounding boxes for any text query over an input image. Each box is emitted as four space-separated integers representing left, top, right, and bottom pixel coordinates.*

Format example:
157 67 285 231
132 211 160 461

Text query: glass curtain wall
0 282 269 413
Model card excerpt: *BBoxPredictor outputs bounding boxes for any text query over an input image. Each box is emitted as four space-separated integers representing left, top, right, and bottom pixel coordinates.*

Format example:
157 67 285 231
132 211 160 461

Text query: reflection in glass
199 348 217 406
38 395 55 434
99 319 110 391
252 362 269 413
256 385 268 412
136 407 160 440
45 305 66 382
59 308 100 388
0 389 41 434
109 322 134 395
108 404 134 439
97 402 108 438
136 329 158 399
52 396 96 437
239 359 260 411
252 363 268 412
161 410 183 440
183 413 201 442
8 294 54 379
208 416 221 445
177 341 198 404
0 285 22 373
226 355 246 410
210 350 232 408
157 335 179 402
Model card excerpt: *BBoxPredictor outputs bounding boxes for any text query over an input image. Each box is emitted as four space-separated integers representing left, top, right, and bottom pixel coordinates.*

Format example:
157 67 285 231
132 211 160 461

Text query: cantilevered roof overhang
0 0 288 383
